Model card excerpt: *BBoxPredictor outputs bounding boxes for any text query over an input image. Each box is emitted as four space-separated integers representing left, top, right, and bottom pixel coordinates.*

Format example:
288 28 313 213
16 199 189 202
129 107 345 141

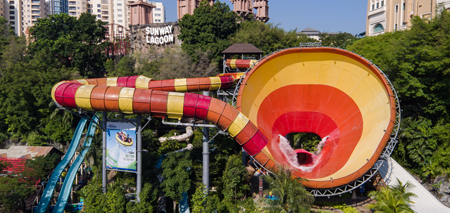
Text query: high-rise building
4 0 49 36
230 0 269 22
177 0 214 20
366 0 450 36
51 0 68 14
68 0 87 18
0 0 5 18
149 2 165 23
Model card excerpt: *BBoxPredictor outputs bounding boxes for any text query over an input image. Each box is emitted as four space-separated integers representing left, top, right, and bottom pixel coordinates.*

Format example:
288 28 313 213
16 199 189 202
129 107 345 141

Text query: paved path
379 157 450 213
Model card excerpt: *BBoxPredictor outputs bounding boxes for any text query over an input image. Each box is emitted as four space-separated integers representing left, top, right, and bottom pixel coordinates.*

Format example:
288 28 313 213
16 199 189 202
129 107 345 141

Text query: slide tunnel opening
281 132 329 167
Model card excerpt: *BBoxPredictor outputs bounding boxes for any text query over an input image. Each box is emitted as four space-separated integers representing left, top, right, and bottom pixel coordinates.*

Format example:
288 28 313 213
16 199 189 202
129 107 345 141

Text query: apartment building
3 0 50 36
67 0 86 18
366 0 450 36
177 0 214 20
150 1 164 23
1 0 4 17
50 0 68 14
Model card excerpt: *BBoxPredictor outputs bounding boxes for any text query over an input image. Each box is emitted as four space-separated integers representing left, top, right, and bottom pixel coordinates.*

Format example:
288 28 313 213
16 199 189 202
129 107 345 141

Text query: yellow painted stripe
118 88 135 114
167 92 185 120
76 79 89 85
106 77 118 87
228 113 250 137
136 75 152 89
209 77 222 91
249 60 258 67
174 78 188 92
230 59 237 69
74 85 95 111
51 82 65 103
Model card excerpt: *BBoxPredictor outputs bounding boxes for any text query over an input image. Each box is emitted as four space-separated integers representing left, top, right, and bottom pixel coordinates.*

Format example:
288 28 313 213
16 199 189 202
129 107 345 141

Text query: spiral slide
50 47 396 189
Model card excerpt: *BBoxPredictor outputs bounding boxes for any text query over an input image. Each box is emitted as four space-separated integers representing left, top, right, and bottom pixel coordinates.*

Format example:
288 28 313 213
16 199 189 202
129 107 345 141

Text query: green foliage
191 184 223 213
319 32 357 49
179 0 240 63
0 154 59 212
368 178 416 213
230 20 315 55
222 153 250 203
28 13 107 77
262 165 315 213
161 151 193 202
286 133 321 153
125 183 157 212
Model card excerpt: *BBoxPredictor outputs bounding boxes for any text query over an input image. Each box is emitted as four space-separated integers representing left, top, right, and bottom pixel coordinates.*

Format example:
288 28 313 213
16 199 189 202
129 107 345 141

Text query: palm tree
369 178 417 213
261 165 314 213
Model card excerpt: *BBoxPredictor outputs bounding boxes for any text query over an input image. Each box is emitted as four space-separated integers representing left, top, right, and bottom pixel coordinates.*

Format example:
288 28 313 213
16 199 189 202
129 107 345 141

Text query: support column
202 91 210 193
137 114 142 203
102 112 107 193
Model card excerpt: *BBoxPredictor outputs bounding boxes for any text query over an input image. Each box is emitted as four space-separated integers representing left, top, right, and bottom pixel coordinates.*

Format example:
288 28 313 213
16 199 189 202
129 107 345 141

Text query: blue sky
161 0 368 35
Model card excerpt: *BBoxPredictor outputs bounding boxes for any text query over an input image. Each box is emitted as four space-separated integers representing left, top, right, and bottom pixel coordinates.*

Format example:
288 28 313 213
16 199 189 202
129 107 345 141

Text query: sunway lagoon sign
145 25 175 45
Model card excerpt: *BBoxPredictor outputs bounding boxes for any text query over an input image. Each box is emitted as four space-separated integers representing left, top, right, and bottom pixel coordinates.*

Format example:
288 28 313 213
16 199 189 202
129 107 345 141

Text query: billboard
106 122 137 171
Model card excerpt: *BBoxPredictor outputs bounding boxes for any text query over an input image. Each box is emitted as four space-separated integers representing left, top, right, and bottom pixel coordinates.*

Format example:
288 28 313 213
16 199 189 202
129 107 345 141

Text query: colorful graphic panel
106 122 137 171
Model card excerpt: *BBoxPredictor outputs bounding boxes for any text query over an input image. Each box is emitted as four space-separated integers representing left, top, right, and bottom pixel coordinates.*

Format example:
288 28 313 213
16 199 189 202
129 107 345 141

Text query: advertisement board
106 122 137 171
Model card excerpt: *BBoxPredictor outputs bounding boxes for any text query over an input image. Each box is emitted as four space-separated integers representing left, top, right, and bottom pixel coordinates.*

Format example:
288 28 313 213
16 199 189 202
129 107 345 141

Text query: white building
4 0 49 36
149 2 165 23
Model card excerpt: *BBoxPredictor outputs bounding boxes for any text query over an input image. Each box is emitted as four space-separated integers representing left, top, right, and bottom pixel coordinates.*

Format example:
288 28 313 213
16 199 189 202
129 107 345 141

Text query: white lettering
150 36 155 44
159 27 165 35
145 25 175 45
164 35 169 43
168 34 174 43
146 35 150 43
146 27 150 35
168 25 173 33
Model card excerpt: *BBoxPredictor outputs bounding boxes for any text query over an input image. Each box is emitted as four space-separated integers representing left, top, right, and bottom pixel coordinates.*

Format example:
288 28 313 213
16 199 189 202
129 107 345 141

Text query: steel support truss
231 47 402 197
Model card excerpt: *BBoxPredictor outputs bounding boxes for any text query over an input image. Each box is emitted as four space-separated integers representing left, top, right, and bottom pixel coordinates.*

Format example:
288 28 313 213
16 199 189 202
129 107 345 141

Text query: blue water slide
36 118 88 213
53 115 99 213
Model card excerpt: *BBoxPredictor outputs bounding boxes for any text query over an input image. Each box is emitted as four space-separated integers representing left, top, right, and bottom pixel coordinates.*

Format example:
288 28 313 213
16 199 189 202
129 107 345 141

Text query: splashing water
277 134 329 172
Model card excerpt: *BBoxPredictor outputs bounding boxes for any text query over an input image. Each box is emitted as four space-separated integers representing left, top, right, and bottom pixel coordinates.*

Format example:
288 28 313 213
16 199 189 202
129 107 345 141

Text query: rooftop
221 43 263 54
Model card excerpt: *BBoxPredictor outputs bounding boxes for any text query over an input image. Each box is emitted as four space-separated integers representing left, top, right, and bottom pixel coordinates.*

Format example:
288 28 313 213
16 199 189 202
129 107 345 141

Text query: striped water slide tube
51 75 278 172
226 59 258 70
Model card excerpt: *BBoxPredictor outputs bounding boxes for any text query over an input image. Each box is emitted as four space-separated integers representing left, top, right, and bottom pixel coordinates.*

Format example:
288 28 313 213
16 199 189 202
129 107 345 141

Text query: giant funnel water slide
379 157 450 212
36 118 88 213
50 47 396 191
53 115 99 213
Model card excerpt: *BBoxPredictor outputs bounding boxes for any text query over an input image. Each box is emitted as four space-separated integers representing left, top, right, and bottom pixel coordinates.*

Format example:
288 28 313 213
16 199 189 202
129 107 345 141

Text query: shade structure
236 47 396 189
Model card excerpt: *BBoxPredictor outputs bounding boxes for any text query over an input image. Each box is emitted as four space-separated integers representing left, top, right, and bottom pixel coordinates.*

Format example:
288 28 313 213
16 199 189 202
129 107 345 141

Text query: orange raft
116 131 133 146
51 47 396 189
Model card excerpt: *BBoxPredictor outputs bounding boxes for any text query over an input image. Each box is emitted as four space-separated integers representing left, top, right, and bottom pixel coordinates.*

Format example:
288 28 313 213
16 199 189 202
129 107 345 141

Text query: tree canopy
28 13 107 77
230 20 315 55
179 0 240 63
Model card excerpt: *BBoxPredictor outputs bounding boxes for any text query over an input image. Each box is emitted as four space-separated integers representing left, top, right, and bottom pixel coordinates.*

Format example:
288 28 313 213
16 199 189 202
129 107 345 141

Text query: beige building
177 0 214 20
0 0 4 18
68 0 87 18
4 0 49 36
367 0 450 36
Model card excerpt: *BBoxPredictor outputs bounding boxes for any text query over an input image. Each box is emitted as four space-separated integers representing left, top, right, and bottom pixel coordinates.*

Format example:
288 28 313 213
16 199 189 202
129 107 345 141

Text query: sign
299 42 322 47
106 122 137 171
146 25 174 45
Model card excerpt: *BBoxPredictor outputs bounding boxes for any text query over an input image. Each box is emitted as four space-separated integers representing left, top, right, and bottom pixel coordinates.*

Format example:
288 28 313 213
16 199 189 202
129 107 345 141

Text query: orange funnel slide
50 47 396 189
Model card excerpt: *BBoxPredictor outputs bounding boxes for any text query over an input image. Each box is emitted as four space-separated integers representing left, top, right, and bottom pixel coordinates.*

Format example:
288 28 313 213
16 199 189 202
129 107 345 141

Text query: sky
161 0 368 35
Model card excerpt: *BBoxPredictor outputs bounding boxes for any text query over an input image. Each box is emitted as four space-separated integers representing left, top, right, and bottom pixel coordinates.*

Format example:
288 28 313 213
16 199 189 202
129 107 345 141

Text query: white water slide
379 157 450 213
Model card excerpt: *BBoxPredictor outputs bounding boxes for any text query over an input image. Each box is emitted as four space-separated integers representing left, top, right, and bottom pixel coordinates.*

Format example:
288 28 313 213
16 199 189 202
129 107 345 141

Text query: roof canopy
222 43 263 54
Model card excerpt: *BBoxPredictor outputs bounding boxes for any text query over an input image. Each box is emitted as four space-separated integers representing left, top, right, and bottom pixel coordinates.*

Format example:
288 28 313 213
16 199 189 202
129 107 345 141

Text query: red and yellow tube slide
226 59 258 70
51 75 277 173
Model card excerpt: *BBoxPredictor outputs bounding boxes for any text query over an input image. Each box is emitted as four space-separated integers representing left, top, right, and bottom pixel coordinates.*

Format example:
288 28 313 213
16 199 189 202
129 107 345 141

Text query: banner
106 122 137 171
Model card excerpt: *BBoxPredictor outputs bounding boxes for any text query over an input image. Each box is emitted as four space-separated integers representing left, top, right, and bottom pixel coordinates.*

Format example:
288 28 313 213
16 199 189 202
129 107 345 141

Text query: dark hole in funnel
285 132 321 166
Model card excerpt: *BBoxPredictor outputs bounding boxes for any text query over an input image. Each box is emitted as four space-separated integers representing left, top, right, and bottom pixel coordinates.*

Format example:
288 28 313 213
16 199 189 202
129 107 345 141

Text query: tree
230 20 315 55
0 154 59 212
221 153 250 203
179 0 240 63
262 165 314 213
368 178 416 213
28 13 107 77
161 151 193 212
319 32 357 49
